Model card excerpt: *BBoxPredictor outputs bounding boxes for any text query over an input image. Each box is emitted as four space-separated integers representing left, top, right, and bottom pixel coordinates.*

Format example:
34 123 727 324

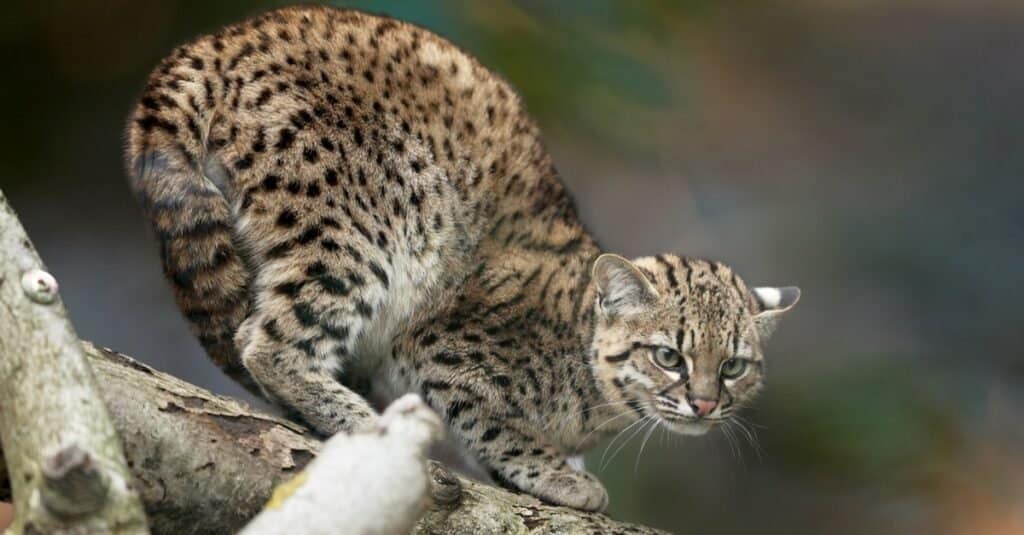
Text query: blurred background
3 1 1023 533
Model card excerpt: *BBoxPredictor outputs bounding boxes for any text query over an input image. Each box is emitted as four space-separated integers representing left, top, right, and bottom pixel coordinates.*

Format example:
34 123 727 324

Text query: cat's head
589 253 799 436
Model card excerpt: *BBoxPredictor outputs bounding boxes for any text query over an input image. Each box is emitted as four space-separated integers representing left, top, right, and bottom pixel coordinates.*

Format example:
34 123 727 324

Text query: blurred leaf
333 0 678 154
762 358 963 486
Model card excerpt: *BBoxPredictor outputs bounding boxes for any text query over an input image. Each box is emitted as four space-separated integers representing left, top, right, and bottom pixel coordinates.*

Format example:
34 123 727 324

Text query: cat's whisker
729 421 752 469
576 408 634 447
599 414 649 468
719 420 740 461
633 418 660 474
541 400 631 431
732 410 768 430
731 416 764 461
602 414 654 471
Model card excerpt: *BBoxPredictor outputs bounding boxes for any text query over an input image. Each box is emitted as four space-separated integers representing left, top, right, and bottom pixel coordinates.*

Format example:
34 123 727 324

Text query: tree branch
2 343 665 534
0 189 148 534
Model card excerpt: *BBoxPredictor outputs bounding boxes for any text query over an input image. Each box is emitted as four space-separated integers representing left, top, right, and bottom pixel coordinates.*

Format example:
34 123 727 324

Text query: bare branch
0 189 148 534
40 444 110 518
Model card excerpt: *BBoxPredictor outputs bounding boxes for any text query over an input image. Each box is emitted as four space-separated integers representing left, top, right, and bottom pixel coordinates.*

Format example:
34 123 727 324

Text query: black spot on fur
297 226 324 244
292 302 317 326
420 333 438 347
368 261 389 288
262 174 281 190
234 153 254 170
276 210 297 228
274 281 302 297
432 352 462 366
276 129 296 150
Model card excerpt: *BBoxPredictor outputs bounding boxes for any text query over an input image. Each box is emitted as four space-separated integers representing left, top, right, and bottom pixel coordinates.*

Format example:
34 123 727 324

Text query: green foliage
335 0 689 152
763 360 963 484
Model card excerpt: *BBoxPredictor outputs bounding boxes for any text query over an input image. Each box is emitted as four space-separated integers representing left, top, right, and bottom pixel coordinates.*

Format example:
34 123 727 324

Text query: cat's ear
592 254 659 317
751 286 800 340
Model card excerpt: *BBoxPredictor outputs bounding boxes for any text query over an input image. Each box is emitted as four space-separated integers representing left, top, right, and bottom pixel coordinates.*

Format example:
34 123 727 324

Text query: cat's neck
572 252 656 444
537 247 646 446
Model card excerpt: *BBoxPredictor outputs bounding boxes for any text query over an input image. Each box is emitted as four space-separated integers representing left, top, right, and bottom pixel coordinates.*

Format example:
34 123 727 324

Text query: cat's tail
126 108 257 393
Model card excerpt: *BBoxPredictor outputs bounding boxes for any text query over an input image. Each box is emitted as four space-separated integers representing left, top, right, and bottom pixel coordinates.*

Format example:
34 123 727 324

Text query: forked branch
0 189 148 534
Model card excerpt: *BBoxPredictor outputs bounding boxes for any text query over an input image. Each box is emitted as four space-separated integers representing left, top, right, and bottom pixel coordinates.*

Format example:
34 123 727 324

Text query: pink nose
688 397 718 417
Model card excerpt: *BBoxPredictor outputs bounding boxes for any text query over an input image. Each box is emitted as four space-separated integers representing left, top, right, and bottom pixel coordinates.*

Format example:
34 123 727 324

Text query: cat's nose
687 397 718 417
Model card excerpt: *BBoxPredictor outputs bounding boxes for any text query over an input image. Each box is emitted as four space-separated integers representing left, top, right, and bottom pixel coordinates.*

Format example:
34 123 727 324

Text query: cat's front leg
416 371 609 511
400 325 609 511
469 419 608 511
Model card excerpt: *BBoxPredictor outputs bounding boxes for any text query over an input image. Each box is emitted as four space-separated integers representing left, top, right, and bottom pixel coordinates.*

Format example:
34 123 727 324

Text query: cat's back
128 6 559 224
126 6 590 371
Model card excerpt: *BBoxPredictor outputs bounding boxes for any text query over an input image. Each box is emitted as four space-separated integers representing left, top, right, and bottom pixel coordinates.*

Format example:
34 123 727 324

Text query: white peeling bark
241 394 442 535
0 190 148 534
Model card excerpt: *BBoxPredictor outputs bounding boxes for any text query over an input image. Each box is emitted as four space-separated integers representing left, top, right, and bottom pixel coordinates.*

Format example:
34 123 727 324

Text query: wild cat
126 5 799 511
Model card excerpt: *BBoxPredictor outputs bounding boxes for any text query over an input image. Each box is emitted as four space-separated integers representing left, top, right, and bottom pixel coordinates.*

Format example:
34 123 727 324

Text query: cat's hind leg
240 314 376 434
237 260 387 434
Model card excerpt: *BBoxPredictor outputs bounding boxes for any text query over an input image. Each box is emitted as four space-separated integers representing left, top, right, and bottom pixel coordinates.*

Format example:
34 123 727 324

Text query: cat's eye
720 358 748 379
652 347 682 369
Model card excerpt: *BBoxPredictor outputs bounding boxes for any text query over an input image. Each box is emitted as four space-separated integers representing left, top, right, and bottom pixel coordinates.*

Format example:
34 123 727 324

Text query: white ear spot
752 287 800 340
754 287 781 308
754 286 800 311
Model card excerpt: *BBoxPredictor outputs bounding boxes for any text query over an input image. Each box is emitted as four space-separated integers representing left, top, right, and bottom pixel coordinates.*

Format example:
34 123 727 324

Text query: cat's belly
351 224 470 370
357 258 438 360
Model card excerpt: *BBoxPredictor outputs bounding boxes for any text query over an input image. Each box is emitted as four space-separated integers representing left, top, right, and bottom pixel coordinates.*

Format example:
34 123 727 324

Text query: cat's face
589 254 799 436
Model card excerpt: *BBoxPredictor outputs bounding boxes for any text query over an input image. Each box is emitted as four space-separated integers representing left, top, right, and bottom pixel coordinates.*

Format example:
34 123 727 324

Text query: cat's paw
529 469 608 512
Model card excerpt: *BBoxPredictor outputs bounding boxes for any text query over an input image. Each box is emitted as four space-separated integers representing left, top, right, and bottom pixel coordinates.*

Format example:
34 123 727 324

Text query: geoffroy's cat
126 5 799 511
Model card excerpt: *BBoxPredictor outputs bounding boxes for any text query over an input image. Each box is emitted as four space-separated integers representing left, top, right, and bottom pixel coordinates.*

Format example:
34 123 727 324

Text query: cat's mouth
657 413 714 436
646 396 718 436
623 390 730 437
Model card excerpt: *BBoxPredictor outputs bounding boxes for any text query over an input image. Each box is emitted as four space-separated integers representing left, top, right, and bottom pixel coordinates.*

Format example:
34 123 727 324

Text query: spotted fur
125 6 799 511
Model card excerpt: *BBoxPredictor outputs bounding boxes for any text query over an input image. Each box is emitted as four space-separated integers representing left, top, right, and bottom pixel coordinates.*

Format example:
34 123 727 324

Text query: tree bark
0 190 149 534
2 343 665 534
